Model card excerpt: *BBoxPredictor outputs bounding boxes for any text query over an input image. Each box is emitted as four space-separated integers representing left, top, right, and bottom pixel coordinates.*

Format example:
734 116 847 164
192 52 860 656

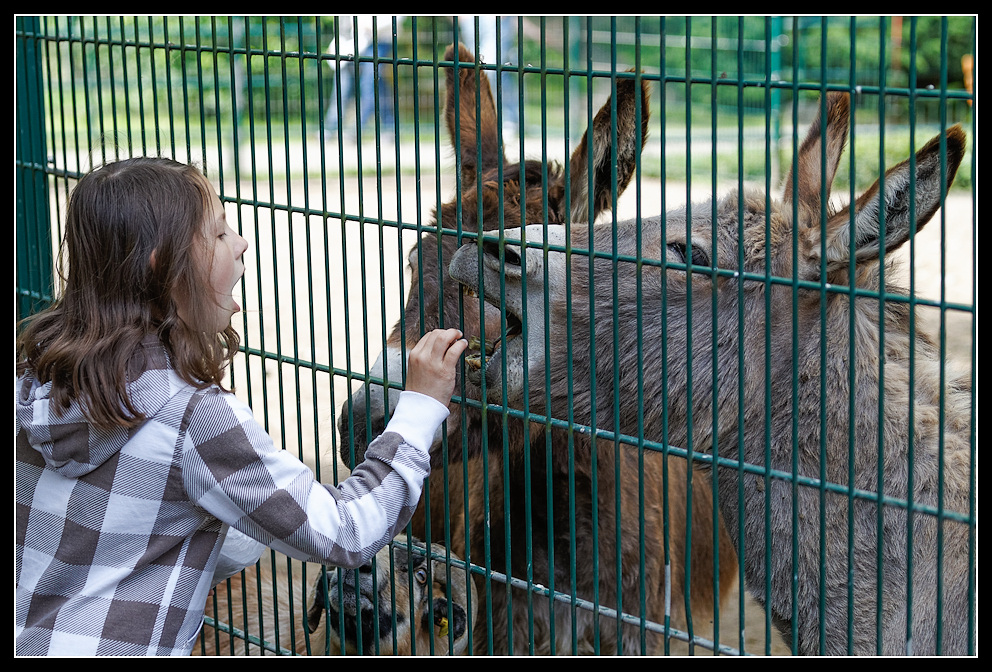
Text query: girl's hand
404 329 468 406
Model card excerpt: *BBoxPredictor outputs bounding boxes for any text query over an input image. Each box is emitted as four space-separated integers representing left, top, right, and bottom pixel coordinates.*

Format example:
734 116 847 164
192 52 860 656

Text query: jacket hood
16 338 179 478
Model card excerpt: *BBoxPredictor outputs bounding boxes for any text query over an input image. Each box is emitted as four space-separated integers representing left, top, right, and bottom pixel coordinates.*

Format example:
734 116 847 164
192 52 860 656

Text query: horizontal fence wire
16 15 976 656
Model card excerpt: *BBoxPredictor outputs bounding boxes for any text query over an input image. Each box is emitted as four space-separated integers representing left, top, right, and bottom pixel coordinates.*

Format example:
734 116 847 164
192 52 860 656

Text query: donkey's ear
566 74 650 224
782 92 850 230
444 43 503 185
816 125 966 271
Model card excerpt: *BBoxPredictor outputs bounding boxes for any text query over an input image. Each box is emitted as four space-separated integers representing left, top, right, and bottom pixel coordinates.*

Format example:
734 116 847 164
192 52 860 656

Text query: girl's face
198 184 248 332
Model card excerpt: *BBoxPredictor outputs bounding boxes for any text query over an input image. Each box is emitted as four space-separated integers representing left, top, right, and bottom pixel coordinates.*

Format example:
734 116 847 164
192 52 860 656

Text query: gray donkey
448 92 974 655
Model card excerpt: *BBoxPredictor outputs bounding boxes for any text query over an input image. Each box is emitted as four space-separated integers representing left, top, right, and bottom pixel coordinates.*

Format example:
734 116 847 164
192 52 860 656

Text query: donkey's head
337 43 650 468
305 534 477 656
448 92 965 437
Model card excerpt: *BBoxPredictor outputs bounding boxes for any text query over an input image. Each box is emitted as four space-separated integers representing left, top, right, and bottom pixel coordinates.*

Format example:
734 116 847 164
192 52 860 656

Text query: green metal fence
16 16 976 656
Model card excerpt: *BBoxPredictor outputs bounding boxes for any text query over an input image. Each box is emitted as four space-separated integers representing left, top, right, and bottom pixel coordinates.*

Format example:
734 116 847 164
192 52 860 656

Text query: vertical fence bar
934 17 950 654
519 17 535 653
632 19 648 656
816 18 830 655
537 15 555 655
844 16 859 656
707 18 720 654
658 17 676 655
681 16 696 655
904 15 920 655
608 17 624 655
785 15 800 656
562 17 581 656
759 15 776 656
583 18 601 654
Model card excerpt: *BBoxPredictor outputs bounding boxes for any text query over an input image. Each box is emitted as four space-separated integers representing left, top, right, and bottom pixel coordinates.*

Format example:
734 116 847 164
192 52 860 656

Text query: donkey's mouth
326 575 396 656
460 286 523 374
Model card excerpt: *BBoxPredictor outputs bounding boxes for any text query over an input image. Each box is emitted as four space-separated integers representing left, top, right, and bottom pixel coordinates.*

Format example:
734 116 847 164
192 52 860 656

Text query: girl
15 157 467 656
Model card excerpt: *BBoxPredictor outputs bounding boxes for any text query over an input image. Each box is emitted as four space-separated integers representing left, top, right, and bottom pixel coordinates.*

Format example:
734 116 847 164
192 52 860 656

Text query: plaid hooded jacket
15 338 446 655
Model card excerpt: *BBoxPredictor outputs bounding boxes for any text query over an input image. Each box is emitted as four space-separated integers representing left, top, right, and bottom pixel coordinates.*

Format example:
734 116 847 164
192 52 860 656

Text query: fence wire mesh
16 16 976 656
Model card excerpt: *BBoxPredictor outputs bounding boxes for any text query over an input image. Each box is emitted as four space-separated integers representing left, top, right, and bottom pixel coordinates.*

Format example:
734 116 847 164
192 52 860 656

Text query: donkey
448 92 974 655
338 44 738 654
305 534 477 656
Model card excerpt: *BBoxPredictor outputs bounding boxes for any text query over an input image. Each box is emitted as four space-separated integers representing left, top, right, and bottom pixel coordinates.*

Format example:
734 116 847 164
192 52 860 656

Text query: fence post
16 16 53 324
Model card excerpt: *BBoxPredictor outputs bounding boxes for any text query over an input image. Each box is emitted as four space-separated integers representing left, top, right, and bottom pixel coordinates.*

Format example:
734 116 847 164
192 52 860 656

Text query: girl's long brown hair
17 157 241 429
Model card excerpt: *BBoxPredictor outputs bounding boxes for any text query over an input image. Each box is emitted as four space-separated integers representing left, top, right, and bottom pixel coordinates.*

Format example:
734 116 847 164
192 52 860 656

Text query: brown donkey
337 44 737 654
449 92 974 655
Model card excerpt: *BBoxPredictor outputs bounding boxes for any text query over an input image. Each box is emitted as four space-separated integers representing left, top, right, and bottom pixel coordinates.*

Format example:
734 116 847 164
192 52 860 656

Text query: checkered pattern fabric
15 338 445 656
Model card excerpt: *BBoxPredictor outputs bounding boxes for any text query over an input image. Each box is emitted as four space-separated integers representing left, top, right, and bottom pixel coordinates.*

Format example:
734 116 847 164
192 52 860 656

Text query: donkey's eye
482 239 523 267
668 242 709 269
690 245 709 268
502 246 521 266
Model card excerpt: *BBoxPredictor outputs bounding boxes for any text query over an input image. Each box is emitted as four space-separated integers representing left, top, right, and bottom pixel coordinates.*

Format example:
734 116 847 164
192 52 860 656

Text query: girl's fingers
444 337 469 365
405 329 468 405
417 328 465 363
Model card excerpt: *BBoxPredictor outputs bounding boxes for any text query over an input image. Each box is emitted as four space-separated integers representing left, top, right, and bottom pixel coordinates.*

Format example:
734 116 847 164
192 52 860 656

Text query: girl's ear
149 248 158 270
